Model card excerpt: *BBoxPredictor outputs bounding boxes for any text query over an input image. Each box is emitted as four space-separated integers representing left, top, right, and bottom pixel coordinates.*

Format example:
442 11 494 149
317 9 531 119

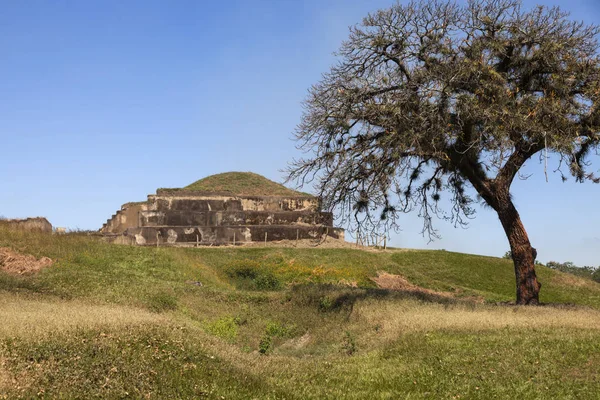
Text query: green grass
1 226 600 399
183 171 309 196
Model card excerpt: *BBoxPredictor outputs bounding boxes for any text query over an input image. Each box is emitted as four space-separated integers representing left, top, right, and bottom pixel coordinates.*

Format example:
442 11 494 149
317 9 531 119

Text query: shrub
341 331 357 356
225 260 281 291
254 273 281 290
258 334 272 354
318 296 334 312
258 321 296 354
205 316 240 342
265 321 295 338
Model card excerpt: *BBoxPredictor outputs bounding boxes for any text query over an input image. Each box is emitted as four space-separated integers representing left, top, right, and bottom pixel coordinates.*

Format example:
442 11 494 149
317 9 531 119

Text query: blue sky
1 0 599 266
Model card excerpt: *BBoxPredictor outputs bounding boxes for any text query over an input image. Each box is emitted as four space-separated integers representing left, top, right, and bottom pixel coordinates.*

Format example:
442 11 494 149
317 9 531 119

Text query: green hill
184 171 308 196
1 226 600 399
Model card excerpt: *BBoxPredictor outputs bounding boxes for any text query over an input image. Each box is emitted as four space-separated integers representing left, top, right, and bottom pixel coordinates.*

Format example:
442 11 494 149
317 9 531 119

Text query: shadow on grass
289 283 459 316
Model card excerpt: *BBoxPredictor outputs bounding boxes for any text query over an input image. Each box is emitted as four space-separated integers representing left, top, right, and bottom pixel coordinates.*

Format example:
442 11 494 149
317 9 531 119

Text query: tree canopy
288 0 600 304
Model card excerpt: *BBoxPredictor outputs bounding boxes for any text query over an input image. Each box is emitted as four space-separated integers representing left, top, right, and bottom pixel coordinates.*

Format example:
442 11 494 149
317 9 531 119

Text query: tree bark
496 197 541 305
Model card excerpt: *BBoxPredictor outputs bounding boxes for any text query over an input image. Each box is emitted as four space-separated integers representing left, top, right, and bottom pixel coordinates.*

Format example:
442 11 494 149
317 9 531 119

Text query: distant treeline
503 251 600 283
546 261 600 283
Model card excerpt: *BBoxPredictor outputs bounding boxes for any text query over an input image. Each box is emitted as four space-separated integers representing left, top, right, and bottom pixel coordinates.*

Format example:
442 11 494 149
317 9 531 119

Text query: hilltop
184 171 309 196
1 226 600 398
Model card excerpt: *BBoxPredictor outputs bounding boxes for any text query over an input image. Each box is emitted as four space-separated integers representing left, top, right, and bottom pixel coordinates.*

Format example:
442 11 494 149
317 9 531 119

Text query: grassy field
1 226 599 399
183 171 308 196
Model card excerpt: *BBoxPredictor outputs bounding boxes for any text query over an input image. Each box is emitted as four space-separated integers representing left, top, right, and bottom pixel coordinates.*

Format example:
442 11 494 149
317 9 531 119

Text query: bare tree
288 0 600 304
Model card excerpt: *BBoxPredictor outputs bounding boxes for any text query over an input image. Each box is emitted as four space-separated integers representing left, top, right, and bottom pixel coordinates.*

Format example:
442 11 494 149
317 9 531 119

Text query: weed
319 296 334 312
341 331 357 355
258 321 296 354
205 316 240 342
254 273 281 290
258 334 272 354
265 321 295 338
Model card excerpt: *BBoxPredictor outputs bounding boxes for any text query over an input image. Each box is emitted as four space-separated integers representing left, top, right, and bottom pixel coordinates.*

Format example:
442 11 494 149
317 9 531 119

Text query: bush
258 321 296 354
258 335 272 354
205 316 240 342
265 321 295 338
591 269 600 283
225 260 281 291
341 331 357 355
254 273 281 290
318 296 334 312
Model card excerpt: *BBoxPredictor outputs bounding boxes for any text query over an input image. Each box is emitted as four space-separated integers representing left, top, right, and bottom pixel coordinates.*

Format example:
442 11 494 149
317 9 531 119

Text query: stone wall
120 225 344 246
0 217 52 233
100 202 148 234
101 190 343 245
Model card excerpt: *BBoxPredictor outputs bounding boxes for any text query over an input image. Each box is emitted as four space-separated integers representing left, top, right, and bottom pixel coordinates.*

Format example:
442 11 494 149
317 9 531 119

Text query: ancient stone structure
100 173 344 246
0 217 53 233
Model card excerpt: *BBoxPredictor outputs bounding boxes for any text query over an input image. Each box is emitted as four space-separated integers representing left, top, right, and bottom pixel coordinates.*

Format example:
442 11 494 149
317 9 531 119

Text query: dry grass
0 292 166 339
2 227 600 398
0 292 168 395
355 299 600 340
0 359 10 393
550 271 599 289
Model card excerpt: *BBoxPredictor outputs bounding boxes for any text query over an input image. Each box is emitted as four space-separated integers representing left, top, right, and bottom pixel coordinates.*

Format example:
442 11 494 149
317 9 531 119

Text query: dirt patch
371 272 454 298
0 247 53 275
371 272 485 303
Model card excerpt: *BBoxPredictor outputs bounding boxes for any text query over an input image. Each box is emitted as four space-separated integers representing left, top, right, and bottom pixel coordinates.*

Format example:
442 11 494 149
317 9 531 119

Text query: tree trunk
496 198 541 305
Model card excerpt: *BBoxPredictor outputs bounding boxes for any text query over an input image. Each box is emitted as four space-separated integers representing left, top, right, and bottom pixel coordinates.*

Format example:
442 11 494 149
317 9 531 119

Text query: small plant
225 259 281 291
265 321 295 338
254 273 281 290
258 334 272 354
318 296 334 312
341 331 357 356
258 321 296 354
205 316 240 342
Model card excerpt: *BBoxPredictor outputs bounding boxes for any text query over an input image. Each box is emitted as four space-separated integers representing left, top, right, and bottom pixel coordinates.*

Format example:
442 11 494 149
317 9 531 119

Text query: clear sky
1 0 599 266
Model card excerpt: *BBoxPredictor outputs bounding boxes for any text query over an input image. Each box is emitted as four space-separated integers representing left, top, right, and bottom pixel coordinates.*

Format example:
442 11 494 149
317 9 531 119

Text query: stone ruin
0 217 53 233
100 172 344 246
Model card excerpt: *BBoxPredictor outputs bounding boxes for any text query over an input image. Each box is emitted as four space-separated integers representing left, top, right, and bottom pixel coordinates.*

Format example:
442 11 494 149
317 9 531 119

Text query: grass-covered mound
1 226 600 399
184 171 307 196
